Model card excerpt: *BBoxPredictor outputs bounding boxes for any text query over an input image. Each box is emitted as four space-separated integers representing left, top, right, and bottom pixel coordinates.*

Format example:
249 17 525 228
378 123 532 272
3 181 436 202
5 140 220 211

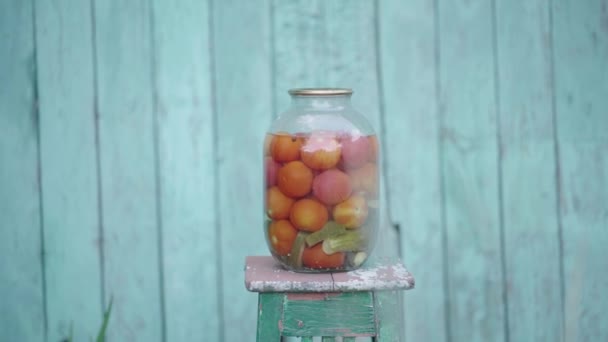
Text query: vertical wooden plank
324 1 381 133
212 0 273 340
34 0 103 341
0 0 45 340
151 1 219 341
552 0 608 142
378 0 446 340
495 0 563 340
557 145 607 342
93 1 163 340
375 291 402 341
438 0 506 341
323 0 400 258
257 294 283 342
272 0 326 113
553 0 608 340
281 292 376 337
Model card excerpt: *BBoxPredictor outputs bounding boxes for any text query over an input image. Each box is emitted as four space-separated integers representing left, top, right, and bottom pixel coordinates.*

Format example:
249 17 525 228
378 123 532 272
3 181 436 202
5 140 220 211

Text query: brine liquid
263 131 379 272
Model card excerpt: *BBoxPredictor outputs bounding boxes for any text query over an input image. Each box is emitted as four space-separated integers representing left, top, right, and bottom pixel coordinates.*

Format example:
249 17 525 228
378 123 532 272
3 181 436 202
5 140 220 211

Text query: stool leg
257 293 283 342
374 291 403 341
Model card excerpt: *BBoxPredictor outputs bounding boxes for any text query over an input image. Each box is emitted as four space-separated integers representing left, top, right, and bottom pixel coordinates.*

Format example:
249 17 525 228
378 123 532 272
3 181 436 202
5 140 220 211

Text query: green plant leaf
96 296 113 342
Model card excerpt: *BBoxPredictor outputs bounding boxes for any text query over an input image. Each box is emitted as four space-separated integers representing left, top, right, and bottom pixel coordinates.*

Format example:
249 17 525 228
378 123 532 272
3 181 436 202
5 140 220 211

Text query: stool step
257 291 404 341
282 292 375 337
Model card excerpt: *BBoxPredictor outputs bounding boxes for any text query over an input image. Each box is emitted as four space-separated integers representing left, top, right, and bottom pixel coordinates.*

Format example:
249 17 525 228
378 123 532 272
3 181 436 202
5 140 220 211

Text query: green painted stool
245 256 414 341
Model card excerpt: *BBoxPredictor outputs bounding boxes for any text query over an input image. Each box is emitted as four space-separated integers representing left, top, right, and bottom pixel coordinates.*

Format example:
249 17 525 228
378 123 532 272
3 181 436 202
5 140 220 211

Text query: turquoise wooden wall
1 0 607 341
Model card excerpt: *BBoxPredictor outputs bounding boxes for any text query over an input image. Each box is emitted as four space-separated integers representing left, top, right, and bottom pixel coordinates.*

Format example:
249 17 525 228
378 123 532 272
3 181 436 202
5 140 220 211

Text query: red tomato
302 244 345 269
340 135 370 169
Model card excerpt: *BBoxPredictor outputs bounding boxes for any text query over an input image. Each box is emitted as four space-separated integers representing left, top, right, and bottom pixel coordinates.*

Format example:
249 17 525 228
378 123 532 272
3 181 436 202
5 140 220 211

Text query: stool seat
245 256 414 293
245 256 414 341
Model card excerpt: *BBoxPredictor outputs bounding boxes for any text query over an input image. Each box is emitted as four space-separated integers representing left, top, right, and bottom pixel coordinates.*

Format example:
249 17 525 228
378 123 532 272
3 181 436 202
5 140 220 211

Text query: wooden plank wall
34 1 102 341
0 0 606 341
0 1 45 341
213 1 272 341
496 1 562 340
554 0 608 340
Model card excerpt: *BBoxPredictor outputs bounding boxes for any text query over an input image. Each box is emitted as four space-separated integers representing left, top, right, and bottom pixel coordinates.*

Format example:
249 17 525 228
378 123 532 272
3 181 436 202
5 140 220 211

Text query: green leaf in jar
305 221 347 247
322 230 367 254
287 232 309 268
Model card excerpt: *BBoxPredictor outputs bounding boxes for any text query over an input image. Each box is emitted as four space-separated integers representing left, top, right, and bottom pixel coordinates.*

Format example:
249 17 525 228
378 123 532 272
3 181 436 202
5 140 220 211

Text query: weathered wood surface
257 292 382 340
151 0 220 341
245 256 414 293
0 1 45 340
438 0 505 340
212 0 272 340
495 0 563 340
94 1 164 340
256 293 283 342
34 0 103 340
282 292 376 337
256 291 403 340
378 0 445 340
1 0 607 340
375 291 404 342
553 0 608 340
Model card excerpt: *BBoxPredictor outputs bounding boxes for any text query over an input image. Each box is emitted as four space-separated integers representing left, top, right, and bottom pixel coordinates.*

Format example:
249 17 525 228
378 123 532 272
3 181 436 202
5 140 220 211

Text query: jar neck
291 94 352 111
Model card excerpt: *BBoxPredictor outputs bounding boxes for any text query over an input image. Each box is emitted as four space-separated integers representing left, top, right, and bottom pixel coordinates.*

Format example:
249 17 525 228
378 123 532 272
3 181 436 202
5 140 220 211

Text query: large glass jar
263 88 379 272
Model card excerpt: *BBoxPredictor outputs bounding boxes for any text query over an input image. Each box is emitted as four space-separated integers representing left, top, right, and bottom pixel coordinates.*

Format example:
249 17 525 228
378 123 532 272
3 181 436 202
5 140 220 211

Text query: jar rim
288 88 353 96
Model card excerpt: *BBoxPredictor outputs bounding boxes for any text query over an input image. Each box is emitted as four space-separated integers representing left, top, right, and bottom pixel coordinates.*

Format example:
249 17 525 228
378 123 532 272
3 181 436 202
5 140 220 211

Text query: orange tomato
312 169 352 205
277 161 313 198
302 244 345 269
270 133 302 162
301 132 341 170
266 186 295 220
268 220 298 256
332 195 369 228
289 198 329 232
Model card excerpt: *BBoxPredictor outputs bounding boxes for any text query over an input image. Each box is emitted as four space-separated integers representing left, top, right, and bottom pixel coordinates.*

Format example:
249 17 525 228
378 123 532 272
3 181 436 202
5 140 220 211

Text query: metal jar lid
288 88 353 96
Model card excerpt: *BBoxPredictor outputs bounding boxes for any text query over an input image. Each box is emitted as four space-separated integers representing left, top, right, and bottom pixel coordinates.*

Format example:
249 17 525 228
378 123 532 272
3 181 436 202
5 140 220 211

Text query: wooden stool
245 256 414 341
